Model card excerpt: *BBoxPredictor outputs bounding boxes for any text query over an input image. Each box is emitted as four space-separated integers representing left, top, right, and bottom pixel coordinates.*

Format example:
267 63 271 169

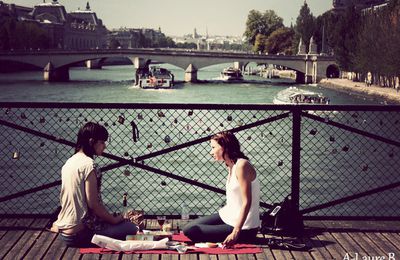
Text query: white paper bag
91 234 168 251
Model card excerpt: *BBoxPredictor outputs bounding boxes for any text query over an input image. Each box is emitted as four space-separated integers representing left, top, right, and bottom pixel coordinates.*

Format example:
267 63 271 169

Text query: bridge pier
85 59 103 69
295 72 313 84
185 64 198 82
43 62 69 82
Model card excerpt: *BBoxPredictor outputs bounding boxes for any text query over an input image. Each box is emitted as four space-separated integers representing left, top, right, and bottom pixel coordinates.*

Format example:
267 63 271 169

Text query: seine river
0 63 390 104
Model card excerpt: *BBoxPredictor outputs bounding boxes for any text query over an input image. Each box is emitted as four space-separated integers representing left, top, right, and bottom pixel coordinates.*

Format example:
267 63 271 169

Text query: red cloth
80 232 261 255
171 233 192 243
80 244 261 255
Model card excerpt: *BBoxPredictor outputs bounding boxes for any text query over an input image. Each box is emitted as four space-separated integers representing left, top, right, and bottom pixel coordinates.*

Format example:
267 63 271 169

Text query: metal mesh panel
300 109 400 217
0 104 399 218
0 105 290 216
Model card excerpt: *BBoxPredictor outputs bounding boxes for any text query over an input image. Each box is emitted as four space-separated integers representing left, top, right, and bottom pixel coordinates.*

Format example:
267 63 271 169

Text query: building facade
109 27 167 48
1 0 108 50
31 1 107 49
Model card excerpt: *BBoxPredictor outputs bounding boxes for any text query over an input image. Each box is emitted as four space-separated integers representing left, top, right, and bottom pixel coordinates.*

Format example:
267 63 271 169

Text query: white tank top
218 159 261 229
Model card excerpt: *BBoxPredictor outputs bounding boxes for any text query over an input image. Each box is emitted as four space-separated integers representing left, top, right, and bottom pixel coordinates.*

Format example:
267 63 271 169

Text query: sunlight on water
0 64 388 104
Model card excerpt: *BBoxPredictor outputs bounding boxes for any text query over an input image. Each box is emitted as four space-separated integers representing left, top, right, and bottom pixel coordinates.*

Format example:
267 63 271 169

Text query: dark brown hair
75 122 108 158
211 131 248 163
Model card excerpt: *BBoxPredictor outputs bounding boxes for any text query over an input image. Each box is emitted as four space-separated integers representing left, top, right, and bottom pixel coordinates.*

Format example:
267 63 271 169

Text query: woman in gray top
52 122 137 247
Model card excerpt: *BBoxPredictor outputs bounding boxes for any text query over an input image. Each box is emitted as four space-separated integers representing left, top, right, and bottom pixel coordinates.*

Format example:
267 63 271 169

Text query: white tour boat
273 87 330 104
136 66 174 89
219 67 243 81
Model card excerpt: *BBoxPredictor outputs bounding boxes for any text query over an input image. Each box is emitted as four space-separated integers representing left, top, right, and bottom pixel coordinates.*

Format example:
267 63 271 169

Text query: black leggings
183 213 258 243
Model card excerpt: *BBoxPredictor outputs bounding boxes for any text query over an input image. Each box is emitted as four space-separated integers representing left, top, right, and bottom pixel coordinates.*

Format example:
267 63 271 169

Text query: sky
9 0 333 36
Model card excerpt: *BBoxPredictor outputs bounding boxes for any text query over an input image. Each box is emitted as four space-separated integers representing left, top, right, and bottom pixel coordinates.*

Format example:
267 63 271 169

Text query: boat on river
219 67 243 82
136 66 174 89
273 87 330 104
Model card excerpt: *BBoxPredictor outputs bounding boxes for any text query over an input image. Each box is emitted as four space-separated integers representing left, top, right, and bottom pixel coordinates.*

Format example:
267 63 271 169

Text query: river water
0 63 390 104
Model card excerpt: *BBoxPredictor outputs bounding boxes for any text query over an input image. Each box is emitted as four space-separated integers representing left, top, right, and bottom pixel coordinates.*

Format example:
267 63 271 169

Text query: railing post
291 107 301 212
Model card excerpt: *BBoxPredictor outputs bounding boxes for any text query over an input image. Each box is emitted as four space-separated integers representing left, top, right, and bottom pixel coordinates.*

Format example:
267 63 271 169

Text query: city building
31 0 107 49
172 28 244 50
0 1 32 19
0 0 108 50
108 27 169 48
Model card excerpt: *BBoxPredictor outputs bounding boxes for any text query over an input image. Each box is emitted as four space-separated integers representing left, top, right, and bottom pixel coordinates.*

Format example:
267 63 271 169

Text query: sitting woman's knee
183 224 201 238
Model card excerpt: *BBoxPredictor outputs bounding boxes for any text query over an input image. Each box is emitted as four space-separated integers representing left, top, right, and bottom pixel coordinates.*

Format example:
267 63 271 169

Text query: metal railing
0 103 399 220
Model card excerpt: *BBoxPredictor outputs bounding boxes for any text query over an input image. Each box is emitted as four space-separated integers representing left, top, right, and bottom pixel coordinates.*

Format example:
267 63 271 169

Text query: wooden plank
62 246 80 259
217 254 229 260
42 233 70 260
236 253 250 260
170 253 179 260
121 252 140 260
330 232 367 256
348 232 386 256
270 248 294 260
161 253 173 260
302 233 333 259
209 254 218 260
259 234 275 260
81 253 101 260
0 218 17 240
160 253 180 260
23 229 58 259
245 253 257 260
316 220 400 232
289 237 313 260
180 254 197 260
141 253 160 260
367 232 400 256
101 252 122 260
198 254 210 260
227 254 237 260
265 234 293 260
316 232 346 259
0 218 34 259
254 252 270 260
381 232 400 252
3 218 49 260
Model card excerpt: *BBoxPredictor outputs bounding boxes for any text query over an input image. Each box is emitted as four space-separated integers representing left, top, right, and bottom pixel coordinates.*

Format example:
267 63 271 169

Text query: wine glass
157 216 166 231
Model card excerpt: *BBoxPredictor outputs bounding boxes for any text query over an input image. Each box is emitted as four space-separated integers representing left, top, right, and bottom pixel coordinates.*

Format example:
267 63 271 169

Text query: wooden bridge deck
0 218 399 259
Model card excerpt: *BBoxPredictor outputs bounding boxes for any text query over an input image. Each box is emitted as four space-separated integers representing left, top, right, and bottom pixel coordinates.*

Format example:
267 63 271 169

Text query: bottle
181 203 189 220
122 192 128 218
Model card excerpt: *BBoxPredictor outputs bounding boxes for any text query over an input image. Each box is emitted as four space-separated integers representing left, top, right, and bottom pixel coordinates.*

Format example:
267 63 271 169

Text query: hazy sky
9 0 333 36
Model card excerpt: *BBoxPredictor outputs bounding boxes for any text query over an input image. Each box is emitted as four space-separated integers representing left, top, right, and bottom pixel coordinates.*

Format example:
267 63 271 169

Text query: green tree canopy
253 33 268 53
244 9 284 46
294 1 316 49
331 6 361 71
265 27 295 55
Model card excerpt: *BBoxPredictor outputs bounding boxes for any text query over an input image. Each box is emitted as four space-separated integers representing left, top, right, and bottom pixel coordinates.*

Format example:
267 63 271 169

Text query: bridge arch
0 59 41 72
0 49 337 83
326 64 340 78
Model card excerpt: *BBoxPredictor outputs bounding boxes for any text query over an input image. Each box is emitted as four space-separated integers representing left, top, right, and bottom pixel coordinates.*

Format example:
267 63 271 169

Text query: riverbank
319 78 400 104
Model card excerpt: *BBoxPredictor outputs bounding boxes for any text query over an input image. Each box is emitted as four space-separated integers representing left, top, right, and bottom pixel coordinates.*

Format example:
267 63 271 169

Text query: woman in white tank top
183 131 260 247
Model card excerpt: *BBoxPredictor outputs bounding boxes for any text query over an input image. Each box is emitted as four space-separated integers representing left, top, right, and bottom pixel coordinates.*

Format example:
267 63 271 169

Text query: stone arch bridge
0 48 338 83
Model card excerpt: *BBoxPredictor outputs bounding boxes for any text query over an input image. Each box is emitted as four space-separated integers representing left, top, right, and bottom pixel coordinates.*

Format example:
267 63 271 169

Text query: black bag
260 195 304 236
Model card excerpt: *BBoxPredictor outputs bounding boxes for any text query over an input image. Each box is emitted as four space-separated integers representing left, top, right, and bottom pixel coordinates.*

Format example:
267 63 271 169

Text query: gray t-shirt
54 152 94 230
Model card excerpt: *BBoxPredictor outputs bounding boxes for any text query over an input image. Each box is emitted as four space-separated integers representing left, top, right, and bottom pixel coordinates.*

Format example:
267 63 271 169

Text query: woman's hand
222 229 240 248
